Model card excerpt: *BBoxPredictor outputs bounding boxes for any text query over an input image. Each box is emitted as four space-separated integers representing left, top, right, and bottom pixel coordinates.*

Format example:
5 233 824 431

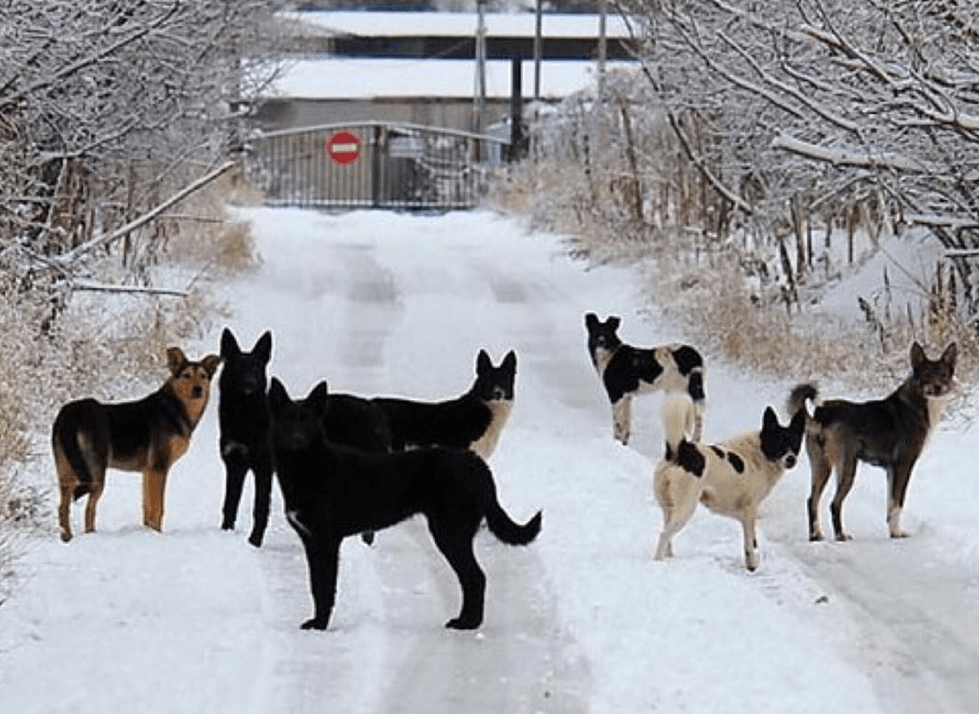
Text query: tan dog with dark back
52 347 221 542
788 341 957 541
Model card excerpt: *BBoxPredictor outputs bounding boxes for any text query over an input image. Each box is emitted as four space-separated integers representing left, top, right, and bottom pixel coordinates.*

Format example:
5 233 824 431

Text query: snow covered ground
1 208 977 713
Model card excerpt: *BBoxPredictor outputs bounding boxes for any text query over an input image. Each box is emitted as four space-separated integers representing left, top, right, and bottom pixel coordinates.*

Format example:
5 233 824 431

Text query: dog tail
662 393 696 457
787 383 818 419
485 502 542 546
52 402 97 501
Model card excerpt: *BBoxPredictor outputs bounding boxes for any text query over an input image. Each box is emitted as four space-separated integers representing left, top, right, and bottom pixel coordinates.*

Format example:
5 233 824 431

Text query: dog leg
741 512 759 572
143 470 168 532
806 447 833 541
887 461 915 538
58 484 74 543
430 523 486 630
653 497 697 561
691 399 705 443
220 452 249 531
830 456 857 541
83 482 105 535
248 461 274 548
612 396 632 445
298 534 341 630
654 527 677 560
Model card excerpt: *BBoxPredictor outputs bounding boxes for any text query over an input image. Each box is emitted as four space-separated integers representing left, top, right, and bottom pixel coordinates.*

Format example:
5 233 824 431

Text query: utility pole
534 0 542 101
598 0 607 98
473 0 487 136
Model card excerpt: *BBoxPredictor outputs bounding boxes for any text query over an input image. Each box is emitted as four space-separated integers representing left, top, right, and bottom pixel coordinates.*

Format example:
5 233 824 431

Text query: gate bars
245 121 510 211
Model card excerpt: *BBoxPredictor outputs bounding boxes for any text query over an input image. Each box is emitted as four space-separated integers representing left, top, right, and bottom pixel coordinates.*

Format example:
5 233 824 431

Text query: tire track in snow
242 214 590 713
777 537 979 714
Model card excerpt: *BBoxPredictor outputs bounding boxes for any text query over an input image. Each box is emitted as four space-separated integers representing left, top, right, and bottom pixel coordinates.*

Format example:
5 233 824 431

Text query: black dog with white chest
585 312 706 445
269 378 542 632
373 349 516 460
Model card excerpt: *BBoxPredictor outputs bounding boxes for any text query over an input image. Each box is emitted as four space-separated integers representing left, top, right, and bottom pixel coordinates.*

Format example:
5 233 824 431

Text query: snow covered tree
0 0 282 288
616 0 979 318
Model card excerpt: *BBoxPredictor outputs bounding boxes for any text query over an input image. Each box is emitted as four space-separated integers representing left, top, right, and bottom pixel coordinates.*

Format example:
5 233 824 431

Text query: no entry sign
326 130 361 165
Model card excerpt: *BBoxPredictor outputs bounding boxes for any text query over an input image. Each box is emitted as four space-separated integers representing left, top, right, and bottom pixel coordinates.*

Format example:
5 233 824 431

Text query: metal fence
245 121 510 211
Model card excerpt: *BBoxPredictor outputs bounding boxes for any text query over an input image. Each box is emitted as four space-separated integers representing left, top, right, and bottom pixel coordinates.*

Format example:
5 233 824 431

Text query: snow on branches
618 0 979 315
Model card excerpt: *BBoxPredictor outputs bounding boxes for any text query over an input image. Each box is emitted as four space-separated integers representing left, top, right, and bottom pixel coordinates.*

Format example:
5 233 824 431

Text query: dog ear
762 406 779 431
476 349 492 373
502 349 517 372
220 328 240 358
268 377 289 412
585 312 598 328
166 347 188 375
608 315 621 331
910 341 925 369
254 331 273 365
789 407 807 436
307 381 329 415
201 354 222 378
941 342 958 369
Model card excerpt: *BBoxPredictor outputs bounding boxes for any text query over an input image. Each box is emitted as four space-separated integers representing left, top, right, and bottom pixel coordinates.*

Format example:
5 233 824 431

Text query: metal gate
245 121 509 211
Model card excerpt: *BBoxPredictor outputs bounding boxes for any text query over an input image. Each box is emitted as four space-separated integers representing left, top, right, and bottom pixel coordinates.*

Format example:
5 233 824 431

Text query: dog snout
192 385 204 399
785 454 797 468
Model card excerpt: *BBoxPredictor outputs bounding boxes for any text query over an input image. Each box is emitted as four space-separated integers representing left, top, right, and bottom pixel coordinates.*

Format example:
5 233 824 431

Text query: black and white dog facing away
585 312 706 445
268 378 542 631
653 394 805 571
373 349 516 460
218 328 274 547
788 341 957 542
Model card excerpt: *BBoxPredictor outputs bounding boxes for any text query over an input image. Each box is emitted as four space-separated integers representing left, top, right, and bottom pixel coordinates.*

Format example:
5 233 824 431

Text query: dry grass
493 163 977 406
0 170 259 561
645 251 979 414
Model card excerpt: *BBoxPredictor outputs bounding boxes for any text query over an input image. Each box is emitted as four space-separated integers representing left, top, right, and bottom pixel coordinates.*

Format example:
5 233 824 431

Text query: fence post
371 125 383 208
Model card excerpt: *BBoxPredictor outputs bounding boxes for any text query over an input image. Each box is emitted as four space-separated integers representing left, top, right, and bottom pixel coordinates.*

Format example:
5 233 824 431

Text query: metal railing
245 121 510 211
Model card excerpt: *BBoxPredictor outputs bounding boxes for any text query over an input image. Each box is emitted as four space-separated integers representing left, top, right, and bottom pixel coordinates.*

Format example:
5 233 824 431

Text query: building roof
287 10 635 40
271 57 636 101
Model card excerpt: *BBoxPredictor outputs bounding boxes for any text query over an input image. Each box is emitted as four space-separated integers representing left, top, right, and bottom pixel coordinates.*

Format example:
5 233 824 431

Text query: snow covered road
2 207 976 713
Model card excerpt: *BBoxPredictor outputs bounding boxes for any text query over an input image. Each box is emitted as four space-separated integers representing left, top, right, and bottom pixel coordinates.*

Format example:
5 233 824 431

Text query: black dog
373 349 516 460
218 328 274 547
320 389 393 546
218 328 395 547
585 312 706 445
269 378 542 631
322 393 392 454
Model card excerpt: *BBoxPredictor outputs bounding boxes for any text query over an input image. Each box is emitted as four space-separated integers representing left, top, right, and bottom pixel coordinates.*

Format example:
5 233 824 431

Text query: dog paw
889 529 910 539
300 617 329 631
445 616 482 630
834 532 853 542
808 532 823 542
247 532 264 548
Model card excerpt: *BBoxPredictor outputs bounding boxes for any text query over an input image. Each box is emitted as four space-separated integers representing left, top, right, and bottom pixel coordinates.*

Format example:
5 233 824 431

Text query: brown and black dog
788 341 957 542
52 347 221 542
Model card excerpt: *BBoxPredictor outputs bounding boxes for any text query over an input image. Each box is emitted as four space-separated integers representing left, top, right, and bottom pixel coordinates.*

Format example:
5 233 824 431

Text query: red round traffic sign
326 130 361 165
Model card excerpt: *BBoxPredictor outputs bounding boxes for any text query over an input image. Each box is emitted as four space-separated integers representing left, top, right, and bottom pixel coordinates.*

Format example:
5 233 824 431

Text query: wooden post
510 59 524 161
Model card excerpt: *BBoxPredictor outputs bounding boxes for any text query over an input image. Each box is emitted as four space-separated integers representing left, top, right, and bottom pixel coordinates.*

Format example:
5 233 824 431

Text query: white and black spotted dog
585 312 706 445
653 394 805 571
